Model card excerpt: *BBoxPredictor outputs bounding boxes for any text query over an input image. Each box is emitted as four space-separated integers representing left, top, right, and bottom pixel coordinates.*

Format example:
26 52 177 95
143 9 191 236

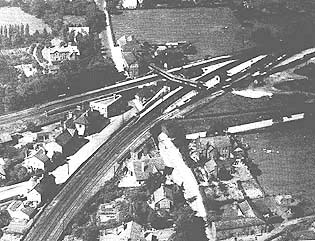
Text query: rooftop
133 157 165 181
0 133 12 144
90 94 121 107
73 114 89 125
33 149 50 163
55 129 73 147
214 217 265 231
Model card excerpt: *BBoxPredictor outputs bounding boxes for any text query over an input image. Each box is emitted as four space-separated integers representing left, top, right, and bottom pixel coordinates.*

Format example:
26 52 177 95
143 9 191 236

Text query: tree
82 226 99 241
0 210 11 228
173 206 208 241
9 164 29 182
25 24 30 37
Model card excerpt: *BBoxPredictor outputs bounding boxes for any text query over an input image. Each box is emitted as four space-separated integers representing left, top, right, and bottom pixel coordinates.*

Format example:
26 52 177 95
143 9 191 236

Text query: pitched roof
0 165 6 176
154 185 174 204
214 217 265 231
133 157 165 181
0 133 13 144
74 114 89 125
198 136 231 149
125 221 145 241
238 200 256 217
55 129 73 146
9 200 23 211
20 206 36 217
33 149 50 163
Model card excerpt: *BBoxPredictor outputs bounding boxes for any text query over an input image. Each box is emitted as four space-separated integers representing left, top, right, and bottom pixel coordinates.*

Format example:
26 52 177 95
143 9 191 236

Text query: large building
90 94 123 118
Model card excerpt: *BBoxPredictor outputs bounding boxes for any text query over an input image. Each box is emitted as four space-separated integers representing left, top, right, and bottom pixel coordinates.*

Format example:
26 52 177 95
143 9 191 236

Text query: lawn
0 7 50 34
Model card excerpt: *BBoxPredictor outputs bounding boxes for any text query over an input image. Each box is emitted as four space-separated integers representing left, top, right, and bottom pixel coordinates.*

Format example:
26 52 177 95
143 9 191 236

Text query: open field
112 7 255 60
241 119 315 214
0 7 50 34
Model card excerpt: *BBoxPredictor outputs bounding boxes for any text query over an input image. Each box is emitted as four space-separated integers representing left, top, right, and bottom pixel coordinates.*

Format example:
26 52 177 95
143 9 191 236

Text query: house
144 228 175 241
0 133 13 147
99 221 145 241
240 178 264 199
63 235 83 241
0 165 6 180
5 219 31 234
97 202 120 224
26 181 45 205
55 129 75 156
123 52 139 78
36 131 53 143
119 156 166 187
212 217 268 240
7 201 36 221
44 141 63 158
68 26 89 40
196 135 231 160
152 184 174 212
42 43 80 65
121 0 138 9
14 63 38 77
73 114 89 136
90 94 124 118
23 149 50 171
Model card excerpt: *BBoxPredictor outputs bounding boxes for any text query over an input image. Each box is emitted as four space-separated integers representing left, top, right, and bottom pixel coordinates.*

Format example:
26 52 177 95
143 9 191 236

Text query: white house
90 94 122 118
42 43 80 65
44 141 63 158
73 114 89 136
23 149 50 171
7 201 36 221
26 187 42 205
121 0 138 9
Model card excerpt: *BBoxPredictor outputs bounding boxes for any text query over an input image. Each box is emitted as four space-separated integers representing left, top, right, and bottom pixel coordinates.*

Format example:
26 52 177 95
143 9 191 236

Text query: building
90 94 123 118
240 178 264 199
123 52 139 78
0 163 6 180
144 228 175 241
121 0 138 9
73 114 89 136
152 184 174 212
68 26 89 40
23 149 50 171
26 182 43 205
196 135 231 160
119 156 166 187
212 217 267 240
42 44 80 65
44 141 63 158
55 129 75 156
7 201 36 221
14 64 38 77
99 221 145 241
0 133 13 147
97 202 120 224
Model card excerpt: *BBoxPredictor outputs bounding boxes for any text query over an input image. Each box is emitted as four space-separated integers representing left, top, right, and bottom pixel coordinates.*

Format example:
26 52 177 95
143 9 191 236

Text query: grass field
0 7 50 34
241 119 315 214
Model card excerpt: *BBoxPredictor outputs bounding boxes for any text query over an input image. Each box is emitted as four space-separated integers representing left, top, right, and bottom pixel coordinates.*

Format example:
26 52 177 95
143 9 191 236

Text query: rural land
0 0 315 241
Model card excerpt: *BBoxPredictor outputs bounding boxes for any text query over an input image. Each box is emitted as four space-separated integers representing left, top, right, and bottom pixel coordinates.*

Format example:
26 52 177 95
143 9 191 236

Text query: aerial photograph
0 0 315 240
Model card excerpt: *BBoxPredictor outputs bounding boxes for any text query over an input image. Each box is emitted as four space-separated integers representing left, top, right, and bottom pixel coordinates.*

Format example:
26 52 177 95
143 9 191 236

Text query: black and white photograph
0 0 315 240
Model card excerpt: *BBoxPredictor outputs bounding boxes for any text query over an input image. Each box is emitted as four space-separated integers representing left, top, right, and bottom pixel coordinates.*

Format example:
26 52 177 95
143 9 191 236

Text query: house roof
133 157 165 181
125 221 145 241
55 129 73 146
0 133 13 144
123 52 138 65
9 200 23 211
20 206 36 217
198 136 231 149
214 217 265 231
0 165 6 176
33 149 50 163
154 185 174 204
74 114 89 125
238 200 256 217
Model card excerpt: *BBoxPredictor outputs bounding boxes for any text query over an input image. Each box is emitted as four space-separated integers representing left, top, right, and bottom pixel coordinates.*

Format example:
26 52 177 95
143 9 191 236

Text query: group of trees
11 0 106 35
0 23 32 48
